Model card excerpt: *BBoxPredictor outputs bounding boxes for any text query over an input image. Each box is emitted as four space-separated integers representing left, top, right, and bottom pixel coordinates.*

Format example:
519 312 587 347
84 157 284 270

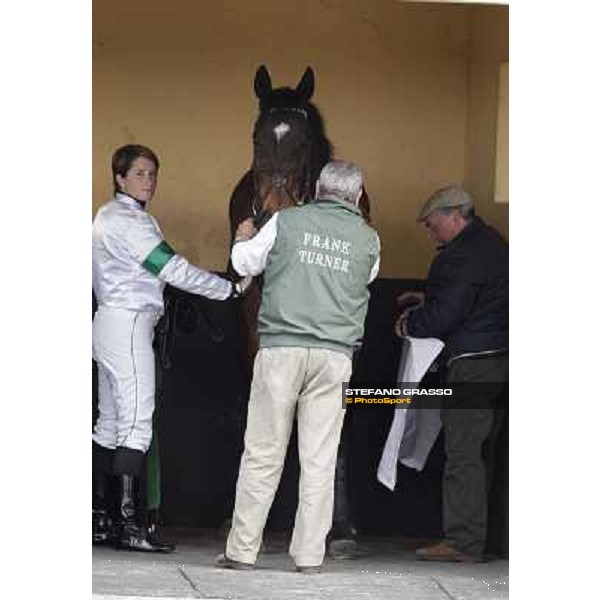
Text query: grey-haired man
396 186 508 562
217 161 380 573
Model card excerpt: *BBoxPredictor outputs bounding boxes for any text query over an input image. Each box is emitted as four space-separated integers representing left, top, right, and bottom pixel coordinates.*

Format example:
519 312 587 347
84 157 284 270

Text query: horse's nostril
273 174 286 188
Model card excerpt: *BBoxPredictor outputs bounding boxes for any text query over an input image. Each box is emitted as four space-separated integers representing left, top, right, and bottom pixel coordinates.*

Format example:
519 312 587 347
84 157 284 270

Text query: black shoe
328 523 362 560
329 537 359 560
118 526 172 552
115 474 174 553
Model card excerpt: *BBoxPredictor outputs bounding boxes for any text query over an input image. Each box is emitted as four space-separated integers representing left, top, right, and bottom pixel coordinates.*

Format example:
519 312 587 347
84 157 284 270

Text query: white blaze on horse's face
274 122 290 143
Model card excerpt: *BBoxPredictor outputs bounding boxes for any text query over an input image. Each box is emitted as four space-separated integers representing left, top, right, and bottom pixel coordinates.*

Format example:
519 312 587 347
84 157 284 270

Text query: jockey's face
116 157 158 204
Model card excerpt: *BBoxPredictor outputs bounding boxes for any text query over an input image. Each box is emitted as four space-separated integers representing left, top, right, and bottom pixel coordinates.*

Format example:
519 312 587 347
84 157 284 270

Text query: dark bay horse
227 66 368 549
229 65 370 377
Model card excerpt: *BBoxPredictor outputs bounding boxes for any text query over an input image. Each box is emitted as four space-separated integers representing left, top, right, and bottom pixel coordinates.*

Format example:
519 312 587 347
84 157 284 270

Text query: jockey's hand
235 218 258 242
234 275 253 298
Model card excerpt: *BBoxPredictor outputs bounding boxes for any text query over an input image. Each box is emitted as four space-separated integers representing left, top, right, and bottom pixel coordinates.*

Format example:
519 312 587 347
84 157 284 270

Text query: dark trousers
442 355 508 555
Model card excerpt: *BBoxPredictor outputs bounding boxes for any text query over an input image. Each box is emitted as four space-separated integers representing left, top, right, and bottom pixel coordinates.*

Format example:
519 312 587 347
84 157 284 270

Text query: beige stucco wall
465 4 509 238
93 0 507 278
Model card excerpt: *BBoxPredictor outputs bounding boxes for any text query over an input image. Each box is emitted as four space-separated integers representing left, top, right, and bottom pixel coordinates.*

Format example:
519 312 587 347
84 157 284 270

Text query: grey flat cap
417 186 474 221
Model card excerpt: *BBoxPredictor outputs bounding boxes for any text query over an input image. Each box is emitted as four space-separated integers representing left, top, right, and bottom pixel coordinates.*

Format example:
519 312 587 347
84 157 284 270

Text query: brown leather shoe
215 553 254 570
295 565 322 574
415 541 484 563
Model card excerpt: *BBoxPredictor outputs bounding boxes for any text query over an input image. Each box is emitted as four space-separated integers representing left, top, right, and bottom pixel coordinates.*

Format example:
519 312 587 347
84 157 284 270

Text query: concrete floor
92 529 509 600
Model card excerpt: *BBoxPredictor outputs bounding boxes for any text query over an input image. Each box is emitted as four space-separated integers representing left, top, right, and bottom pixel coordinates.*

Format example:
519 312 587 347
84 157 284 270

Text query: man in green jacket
217 160 380 573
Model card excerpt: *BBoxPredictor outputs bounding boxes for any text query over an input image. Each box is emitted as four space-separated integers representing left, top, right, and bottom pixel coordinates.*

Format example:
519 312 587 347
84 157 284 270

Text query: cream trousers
226 346 352 567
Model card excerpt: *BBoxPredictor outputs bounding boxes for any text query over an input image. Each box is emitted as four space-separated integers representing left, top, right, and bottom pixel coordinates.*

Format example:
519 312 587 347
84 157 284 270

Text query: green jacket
259 196 380 356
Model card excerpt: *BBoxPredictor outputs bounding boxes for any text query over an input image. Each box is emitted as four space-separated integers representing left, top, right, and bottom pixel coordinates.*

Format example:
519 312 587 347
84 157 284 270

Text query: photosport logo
341 382 507 409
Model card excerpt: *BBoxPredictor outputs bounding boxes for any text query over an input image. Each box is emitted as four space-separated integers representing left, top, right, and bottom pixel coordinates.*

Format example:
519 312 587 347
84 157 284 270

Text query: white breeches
92 306 159 453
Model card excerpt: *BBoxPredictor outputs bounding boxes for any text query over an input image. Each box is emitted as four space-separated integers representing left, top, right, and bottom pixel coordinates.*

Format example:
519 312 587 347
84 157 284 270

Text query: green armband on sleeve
142 241 176 275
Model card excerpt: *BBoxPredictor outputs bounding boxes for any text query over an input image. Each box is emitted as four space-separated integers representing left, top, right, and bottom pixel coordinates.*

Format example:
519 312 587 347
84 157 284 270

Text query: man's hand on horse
396 291 425 312
235 218 258 242
394 313 407 338
394 292 425 337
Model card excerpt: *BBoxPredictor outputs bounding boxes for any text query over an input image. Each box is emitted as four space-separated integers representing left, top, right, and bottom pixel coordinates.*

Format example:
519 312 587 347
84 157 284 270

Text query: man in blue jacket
396 186 508 562
216 161 380 573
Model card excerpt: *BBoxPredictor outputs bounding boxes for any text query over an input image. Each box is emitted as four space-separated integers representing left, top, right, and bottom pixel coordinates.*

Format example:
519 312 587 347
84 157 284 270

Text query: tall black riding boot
114 473 173 552
92 442 114 544
145 508 176 553
92 470 112 544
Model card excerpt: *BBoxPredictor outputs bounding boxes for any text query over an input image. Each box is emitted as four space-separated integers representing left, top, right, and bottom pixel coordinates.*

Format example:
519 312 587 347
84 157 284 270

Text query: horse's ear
254 65 272 99
296 67 315 100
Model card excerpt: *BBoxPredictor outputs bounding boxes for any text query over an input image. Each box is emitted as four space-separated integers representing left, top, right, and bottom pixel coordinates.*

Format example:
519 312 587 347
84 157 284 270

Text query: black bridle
268 106 308 119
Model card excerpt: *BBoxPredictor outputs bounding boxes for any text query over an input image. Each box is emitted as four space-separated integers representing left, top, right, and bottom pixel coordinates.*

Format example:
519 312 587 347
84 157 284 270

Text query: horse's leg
237 281 261 383
329 367 360 559
329 424 358 558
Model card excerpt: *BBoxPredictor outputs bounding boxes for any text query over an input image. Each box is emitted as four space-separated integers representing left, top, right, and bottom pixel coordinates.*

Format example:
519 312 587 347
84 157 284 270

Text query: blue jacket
405 216 508 356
